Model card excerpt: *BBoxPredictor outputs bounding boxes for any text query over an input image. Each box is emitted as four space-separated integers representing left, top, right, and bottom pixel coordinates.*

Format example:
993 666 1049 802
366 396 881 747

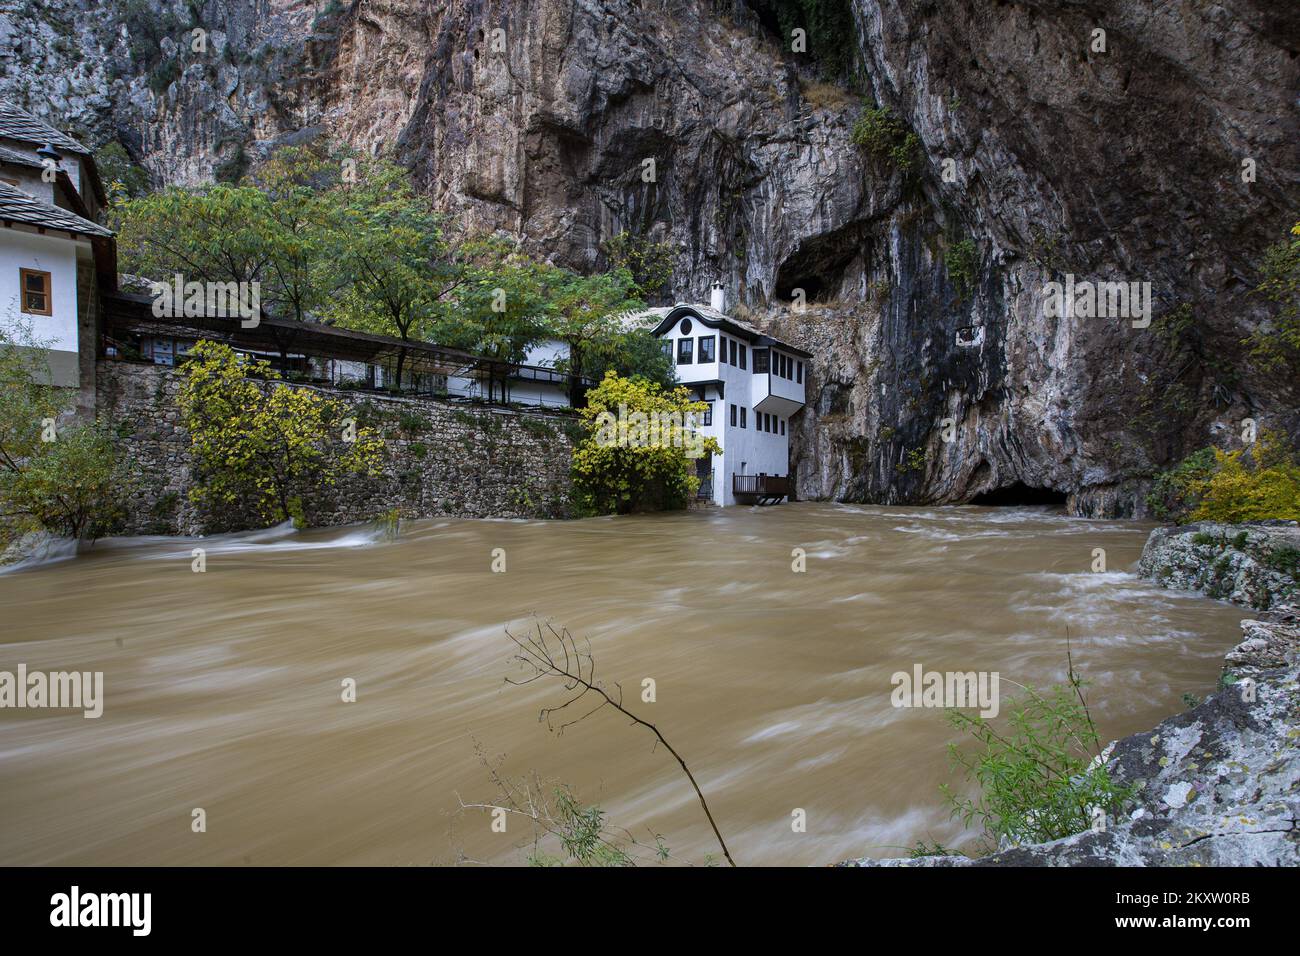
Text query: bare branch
502 619 737 866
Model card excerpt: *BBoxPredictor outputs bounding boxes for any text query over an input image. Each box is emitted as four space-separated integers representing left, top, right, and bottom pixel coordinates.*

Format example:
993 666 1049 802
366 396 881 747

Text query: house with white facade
0 103 114 413
646 284 811 506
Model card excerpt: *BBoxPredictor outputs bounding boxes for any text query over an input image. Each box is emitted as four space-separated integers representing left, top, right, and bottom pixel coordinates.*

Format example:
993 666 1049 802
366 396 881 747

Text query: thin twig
505 621 737 866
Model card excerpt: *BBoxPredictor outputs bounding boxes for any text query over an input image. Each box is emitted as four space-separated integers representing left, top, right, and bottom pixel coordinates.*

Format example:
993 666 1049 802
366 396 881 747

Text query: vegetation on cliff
850 104 921 173
1248 220 1300 376
1147 429 1300 524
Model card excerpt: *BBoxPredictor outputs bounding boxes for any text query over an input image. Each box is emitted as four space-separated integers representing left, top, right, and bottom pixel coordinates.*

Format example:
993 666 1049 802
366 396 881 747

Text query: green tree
0 322 123 540
571 372 719 515
320 157 468 385
546 269 644 406
580 327 676 390
114 182 272 288
250 144 344 324
177 341 383 528
431 238 554 364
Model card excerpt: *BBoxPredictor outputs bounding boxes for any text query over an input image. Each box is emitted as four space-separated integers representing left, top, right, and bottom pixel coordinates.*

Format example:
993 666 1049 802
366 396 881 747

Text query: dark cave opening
970 482 1068 506
772 222 867 304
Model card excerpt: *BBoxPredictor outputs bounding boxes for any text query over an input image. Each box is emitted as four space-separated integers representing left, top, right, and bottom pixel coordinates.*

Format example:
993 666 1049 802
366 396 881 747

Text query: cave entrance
970 482 1068 506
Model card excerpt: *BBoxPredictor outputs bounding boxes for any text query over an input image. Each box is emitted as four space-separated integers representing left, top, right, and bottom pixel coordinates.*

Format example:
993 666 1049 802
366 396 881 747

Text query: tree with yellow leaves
571 372 719 515
177 341 384 528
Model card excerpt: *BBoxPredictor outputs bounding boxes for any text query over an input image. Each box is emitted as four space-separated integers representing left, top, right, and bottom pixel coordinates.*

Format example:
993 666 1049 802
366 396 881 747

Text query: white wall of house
659 312 806 505
0 226 84 386
523 338 567 368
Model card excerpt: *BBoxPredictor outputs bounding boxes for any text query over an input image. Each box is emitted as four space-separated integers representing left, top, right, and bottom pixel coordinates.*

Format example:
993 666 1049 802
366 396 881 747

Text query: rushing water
0 503 1246 866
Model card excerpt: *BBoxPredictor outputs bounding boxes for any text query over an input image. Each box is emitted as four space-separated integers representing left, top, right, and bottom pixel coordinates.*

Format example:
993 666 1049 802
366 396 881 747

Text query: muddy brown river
0 503 1246 866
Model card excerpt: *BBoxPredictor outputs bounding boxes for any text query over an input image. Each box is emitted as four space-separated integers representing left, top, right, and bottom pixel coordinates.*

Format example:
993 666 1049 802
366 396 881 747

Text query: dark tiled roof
0 103 90 155
0 180 112 237
653 303 814 358
0 144 43 169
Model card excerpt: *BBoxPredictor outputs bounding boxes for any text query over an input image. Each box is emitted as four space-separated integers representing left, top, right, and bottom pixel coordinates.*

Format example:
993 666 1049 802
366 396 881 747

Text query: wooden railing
732 474 791 497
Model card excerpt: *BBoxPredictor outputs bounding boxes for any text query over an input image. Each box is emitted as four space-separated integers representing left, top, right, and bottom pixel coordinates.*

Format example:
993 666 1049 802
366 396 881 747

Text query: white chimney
710 280 726 312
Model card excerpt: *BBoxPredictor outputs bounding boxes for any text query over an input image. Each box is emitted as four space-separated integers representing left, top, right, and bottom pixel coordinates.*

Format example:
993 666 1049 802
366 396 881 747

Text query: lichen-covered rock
838 610 1300 867
1137 522 1300 611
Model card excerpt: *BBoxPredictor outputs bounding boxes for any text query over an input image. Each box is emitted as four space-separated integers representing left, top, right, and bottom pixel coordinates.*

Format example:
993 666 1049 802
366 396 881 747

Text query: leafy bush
0 324 125 540
943 673 1134 849
2 423 124 540
1192 430 1300 523
944 238 979 302
571 372 719 515
178 341 384 528
851 106 921 172
1146 447 1220 523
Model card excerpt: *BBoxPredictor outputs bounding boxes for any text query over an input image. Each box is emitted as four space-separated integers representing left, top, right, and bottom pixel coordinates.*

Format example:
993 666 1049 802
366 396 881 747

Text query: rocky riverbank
840 605 1300 867
841 522 1300 867
1137 521 1300 612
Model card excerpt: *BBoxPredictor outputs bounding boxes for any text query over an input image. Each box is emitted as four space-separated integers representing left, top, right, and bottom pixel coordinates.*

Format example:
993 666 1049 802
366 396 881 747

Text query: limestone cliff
4 0 1297 514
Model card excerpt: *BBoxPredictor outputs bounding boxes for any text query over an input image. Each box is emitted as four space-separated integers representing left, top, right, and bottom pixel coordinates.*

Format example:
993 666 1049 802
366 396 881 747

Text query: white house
0 103 113 414
646 284 811 505
315 338 576 408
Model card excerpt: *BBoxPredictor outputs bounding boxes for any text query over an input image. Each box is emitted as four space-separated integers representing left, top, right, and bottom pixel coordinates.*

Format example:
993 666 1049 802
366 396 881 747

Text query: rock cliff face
4 0 1298 513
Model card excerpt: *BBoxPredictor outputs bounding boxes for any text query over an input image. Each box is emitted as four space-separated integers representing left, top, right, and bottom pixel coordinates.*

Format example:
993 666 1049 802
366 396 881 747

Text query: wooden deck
733 474 791 505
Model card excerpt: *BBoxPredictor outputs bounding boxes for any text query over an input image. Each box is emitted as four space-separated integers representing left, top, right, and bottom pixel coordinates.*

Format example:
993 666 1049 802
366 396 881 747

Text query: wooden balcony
732 474 791 505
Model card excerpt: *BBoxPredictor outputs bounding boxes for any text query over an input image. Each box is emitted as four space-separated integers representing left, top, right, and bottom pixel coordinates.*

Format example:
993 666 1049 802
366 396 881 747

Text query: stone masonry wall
95 361 578 535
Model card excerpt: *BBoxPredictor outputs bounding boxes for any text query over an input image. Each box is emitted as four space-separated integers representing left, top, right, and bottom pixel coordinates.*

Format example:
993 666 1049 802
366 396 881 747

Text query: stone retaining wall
95 361 578 534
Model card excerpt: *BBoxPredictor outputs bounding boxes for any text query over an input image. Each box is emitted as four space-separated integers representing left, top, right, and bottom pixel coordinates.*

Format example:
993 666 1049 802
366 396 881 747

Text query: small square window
677 338 694 364
20 269 52 316
698 335 716 363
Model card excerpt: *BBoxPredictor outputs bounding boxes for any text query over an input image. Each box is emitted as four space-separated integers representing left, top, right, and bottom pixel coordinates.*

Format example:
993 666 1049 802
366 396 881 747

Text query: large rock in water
3 1 1298 513
838 608 1300 866
1137 522 1300 612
